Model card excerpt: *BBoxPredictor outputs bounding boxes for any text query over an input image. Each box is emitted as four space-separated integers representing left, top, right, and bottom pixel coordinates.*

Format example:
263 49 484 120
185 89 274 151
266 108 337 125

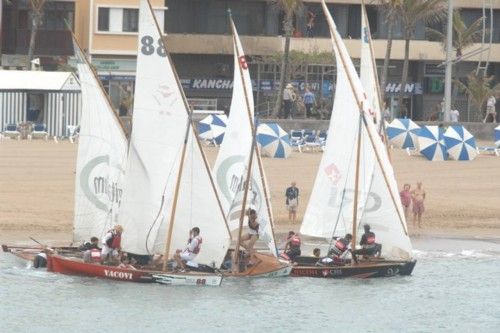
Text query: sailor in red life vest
283 231 301 261
320 233 352 265
79 236 101 263
352 224 382 262
101 225 123 263
174 227 202 272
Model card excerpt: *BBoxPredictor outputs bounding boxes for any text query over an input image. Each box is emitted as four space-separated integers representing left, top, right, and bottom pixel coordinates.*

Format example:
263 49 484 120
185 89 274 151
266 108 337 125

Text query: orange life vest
90 249 101 262
335 240 347 252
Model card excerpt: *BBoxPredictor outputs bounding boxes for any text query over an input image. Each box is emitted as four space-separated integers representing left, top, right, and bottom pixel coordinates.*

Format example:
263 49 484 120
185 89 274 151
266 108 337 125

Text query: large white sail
301 0 412 259
73 42 128 244
118 0 230 267
212 19 277 256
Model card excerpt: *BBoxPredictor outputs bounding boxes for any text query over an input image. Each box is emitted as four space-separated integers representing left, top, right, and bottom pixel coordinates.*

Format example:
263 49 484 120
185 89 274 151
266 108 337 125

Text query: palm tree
426 9 485 58
27 0 48 63
455 72 500 121
272 0 304 118
378 0 401 95
396 0 446 117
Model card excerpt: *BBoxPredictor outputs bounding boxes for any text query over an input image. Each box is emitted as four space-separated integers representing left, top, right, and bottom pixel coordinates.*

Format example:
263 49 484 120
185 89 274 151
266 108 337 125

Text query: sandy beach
0 139 499 245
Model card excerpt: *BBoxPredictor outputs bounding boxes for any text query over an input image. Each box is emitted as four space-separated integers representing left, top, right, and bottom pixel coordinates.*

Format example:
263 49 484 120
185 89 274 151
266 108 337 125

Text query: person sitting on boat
101 225 123 263
33 246 52 268
282 231 302 262
118 253 137 270
240 209 260 256
174 227 202 272
79 236 101 263
352 224 382 261
319 234 352 265
313 248 321 258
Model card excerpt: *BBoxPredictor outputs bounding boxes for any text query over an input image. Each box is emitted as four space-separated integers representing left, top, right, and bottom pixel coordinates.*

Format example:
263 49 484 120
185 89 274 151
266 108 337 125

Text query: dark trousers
305 103 313 118
284 100 293 119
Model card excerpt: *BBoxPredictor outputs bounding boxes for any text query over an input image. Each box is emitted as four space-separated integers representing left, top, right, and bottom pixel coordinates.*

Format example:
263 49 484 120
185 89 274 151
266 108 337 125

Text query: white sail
213 19 277 256
360 4 382 129
301 0 412 259
118 0 230 267
73 42 128 244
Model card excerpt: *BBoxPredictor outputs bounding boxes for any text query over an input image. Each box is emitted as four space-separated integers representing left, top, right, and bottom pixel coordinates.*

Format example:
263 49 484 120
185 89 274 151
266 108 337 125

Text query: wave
412 249 500 259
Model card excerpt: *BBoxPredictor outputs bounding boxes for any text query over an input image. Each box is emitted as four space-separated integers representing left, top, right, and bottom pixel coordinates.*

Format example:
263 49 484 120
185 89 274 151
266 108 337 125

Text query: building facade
2 0 500 120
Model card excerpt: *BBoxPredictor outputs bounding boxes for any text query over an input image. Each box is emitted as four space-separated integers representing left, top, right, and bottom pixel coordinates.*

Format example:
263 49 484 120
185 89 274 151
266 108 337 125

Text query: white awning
0 70 80 91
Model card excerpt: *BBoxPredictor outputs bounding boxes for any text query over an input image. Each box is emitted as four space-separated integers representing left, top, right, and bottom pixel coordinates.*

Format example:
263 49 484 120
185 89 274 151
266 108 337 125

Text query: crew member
240 209 260 255
101 225 123 263
329 233 352 259
174 227 202 271
80 236 101 263
283 231 301 261
352 224 382 261
33 246 51 268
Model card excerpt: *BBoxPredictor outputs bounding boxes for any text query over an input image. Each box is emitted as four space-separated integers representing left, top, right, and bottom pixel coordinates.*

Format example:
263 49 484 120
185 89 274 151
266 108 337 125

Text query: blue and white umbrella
418 125 447 161
444 125 477 161
198 114 227 145
386 118 421 149
257 123 291 158
495 125 500 147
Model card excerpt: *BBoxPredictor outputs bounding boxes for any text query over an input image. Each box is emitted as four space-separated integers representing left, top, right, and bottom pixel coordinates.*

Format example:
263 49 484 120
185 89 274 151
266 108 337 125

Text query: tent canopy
0 70 80 91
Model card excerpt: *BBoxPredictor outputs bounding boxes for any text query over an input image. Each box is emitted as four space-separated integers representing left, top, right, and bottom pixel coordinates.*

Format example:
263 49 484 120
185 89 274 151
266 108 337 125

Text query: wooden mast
321 0 408 235
360 0 392 161
228 13 278 256
146 0 232 238
351 109 363 251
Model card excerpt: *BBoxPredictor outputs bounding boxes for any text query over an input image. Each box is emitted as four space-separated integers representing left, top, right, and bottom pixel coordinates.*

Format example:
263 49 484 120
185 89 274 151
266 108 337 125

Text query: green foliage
396 0 446 38
426 9 485 57
454 72 500 115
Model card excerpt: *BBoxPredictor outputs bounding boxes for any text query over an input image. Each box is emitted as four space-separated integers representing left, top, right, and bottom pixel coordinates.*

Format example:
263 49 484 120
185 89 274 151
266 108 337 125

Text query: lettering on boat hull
103 269 133 280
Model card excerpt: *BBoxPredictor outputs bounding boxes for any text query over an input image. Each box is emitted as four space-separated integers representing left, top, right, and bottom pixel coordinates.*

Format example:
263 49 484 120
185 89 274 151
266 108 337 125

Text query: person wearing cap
283 83 296 119
101 225 123 263
352 224 382 262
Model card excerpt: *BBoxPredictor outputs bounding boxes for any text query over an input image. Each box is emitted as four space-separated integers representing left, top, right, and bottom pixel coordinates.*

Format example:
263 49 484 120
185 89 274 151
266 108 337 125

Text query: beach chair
29 123 49 141
289 130 304 152
2 123 21 140
476 146 499 157
304 133 321 152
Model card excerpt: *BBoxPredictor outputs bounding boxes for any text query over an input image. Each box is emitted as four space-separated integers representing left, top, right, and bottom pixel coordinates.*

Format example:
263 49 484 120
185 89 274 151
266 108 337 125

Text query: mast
351 111 363 251
233 121 257 271
144 0 231 238
228 12 278 255
321 0 408 235
360 0 391 161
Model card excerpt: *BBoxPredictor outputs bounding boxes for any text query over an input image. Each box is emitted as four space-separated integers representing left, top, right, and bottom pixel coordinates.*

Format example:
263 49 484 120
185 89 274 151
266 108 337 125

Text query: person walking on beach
411 182 426 228
285 182 299 223
400 184 411 219
283 84 296 119
303 88 316 118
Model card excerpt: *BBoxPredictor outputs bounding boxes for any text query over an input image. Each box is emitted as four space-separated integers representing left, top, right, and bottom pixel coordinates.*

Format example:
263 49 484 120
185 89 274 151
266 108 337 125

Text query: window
123 9 139 32
98 7 110 31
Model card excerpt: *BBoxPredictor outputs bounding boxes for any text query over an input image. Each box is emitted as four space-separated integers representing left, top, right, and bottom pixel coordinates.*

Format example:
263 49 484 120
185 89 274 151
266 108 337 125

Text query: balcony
2 29 73 56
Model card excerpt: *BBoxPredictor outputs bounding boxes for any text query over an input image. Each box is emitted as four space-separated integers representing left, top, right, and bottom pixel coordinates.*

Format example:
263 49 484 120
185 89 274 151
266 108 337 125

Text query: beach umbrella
198 114 227 145
257 123 292 158
444 125 477 161
495 125 500 147
386 118 421 149
418 125 447 161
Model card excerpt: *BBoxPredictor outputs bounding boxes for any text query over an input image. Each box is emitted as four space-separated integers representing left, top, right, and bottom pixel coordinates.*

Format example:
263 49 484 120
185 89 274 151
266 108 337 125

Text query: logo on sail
80 155 124 212
153 83 175 115
324 163 341 185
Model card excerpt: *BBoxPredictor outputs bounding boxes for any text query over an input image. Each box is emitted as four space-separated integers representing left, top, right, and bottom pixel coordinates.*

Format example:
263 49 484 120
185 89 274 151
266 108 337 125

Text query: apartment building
2 0 500 120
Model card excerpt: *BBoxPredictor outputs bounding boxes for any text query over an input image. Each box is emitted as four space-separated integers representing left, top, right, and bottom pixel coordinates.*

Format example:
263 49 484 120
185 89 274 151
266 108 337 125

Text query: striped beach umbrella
444 125 477 161
198 114 227 145
257 123 291 158
386 118 421 149
495 125 500 147
418 125 447 161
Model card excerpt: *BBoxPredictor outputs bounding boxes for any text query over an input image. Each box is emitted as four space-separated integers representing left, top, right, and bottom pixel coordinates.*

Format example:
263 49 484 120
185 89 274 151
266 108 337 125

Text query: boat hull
291 259 416 279
226 252 292 278
47 254 223 286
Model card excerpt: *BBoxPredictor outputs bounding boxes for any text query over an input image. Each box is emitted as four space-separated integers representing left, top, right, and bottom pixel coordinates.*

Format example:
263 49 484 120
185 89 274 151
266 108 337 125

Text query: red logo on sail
239 56 248 70
324 163 341 185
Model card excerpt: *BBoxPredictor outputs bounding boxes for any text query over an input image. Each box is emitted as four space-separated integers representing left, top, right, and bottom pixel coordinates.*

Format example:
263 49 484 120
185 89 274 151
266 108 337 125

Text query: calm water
1 237 500 333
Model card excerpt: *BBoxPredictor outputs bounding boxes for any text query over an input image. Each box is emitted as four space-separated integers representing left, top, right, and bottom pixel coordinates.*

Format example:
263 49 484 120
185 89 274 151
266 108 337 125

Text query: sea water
1 237 499 333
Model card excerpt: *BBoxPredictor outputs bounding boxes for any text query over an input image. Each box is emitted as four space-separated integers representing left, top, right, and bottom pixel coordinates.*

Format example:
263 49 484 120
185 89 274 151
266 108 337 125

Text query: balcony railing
2 29 73 56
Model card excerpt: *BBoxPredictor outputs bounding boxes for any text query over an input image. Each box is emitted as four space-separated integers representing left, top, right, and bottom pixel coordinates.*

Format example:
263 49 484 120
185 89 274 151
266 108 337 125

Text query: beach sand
0 139 499 245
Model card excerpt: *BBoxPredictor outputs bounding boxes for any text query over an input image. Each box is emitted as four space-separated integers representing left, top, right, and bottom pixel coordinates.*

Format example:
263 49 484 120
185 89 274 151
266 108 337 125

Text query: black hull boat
291 256 416 279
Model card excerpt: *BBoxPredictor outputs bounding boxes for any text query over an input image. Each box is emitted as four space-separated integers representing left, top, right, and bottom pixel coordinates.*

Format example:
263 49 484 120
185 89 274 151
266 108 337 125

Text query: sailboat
46 0 229 286
211 12 291 277
292 0 416 279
